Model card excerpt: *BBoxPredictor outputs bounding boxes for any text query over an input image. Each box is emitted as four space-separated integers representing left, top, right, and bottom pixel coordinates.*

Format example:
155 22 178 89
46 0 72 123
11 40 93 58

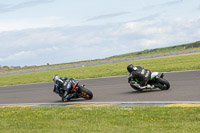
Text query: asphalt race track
0 70 200 104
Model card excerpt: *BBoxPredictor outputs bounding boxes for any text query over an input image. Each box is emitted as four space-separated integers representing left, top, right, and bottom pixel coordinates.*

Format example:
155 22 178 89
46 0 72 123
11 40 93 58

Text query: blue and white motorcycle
56 78 93 102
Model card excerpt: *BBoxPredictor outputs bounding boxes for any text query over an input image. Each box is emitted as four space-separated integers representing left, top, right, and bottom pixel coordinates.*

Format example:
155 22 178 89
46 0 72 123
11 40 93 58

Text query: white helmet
53 75 59 82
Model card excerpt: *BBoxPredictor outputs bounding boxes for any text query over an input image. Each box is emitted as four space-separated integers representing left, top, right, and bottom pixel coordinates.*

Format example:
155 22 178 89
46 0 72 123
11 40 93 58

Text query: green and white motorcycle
129 72 170 91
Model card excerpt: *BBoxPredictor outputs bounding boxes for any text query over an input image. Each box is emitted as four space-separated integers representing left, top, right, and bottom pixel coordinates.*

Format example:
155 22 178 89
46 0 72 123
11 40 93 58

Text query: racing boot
62 90 70 102
62 95 70 102
62 91 74 102
147 84 154 89
140 85 147 89
130 81 136 85
141 84 154 89
62 94 75 102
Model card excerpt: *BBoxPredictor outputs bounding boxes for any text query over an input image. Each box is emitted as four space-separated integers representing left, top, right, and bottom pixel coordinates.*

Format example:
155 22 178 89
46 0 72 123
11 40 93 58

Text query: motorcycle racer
127 64 153 89
53 75 74 101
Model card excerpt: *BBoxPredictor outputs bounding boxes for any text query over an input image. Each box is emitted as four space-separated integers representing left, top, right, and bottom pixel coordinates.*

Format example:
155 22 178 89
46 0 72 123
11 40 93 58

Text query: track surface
0 70 200 104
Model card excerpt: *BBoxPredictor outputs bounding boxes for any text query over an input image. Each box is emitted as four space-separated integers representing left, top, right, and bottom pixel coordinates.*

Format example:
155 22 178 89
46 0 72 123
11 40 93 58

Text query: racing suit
128 66 152 88
53 77 74 101
53 77 68 93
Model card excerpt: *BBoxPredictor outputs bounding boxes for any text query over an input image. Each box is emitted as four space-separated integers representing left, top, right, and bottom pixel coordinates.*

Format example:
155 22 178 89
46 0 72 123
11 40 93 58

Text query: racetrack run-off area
0 70 200 104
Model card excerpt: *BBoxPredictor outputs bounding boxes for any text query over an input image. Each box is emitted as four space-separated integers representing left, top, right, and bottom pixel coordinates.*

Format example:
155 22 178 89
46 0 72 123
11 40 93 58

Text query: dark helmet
127 64 134 73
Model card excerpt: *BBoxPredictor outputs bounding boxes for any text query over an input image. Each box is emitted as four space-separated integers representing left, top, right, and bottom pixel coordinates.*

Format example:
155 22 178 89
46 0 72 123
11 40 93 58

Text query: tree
3 66 9 69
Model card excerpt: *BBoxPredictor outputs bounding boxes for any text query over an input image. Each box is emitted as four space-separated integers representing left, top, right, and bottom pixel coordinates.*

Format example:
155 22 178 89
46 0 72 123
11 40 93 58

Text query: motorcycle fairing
151 72 159 80
62 82 72 90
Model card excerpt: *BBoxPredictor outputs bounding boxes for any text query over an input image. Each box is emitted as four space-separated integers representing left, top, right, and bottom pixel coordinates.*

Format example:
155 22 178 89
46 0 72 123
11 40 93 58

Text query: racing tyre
78 87 93 100
156 78 170 90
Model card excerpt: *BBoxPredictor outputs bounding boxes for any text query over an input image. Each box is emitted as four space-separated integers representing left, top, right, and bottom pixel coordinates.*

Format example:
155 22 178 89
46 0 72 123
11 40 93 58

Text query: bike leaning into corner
53 75 93 102
127 64 170 91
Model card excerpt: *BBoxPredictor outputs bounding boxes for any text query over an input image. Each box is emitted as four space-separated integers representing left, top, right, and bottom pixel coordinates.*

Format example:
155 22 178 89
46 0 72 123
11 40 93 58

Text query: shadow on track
53 98 90 103
122 89 165 94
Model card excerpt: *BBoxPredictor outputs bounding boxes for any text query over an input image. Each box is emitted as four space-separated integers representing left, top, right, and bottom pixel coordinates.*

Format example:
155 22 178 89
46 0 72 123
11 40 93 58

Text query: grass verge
0 52 200 86
1 41 200 74
0 106 200 133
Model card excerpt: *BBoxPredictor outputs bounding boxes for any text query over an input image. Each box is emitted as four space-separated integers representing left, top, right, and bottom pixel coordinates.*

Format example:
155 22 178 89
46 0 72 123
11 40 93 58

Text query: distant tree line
0 65 37 71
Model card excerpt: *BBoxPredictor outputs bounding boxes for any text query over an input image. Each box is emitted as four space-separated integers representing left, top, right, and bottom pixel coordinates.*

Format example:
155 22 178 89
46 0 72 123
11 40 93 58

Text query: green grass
0 52 200 86
1 41 200 73
109 41 200 59
0 106 200 133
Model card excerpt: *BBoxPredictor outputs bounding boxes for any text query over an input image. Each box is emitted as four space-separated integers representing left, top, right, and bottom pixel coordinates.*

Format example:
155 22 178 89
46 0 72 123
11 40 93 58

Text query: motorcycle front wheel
78 87 93 100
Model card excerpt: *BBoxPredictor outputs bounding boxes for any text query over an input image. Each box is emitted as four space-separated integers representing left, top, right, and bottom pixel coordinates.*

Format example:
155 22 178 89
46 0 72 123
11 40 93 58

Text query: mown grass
109 41 200 59
1 41 200 74
0 106 199 133
0 52 200 86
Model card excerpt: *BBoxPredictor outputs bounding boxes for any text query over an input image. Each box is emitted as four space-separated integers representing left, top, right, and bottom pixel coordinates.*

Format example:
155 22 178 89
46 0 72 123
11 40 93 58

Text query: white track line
1 101 200 106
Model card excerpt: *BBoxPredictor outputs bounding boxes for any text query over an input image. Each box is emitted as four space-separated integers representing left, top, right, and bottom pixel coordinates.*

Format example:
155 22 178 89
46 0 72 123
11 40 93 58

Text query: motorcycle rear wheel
156 78 170 90
78 87 93 100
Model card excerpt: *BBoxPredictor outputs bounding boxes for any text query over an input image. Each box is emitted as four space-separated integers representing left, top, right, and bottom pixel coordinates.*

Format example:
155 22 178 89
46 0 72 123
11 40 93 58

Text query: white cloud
0 0 55 13
87 12 131 21
0 16 65 32
1 16 200 66
0 51 36 62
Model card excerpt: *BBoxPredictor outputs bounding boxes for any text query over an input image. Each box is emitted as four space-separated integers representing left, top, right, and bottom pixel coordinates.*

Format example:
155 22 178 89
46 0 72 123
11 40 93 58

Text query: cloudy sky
0 0 200 67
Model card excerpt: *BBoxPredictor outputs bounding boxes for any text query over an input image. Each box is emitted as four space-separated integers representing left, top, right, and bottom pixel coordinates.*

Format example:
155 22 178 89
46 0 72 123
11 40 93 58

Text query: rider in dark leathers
53 75 74 101
127 64 153 89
